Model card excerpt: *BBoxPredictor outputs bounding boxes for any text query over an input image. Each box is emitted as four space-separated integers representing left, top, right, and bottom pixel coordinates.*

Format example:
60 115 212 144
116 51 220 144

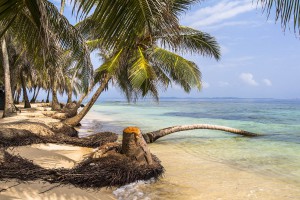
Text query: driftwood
143 124 260 143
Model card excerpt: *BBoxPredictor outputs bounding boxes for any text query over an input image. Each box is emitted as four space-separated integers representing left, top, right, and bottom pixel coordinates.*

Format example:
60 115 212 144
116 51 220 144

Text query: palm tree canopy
0 0 93 91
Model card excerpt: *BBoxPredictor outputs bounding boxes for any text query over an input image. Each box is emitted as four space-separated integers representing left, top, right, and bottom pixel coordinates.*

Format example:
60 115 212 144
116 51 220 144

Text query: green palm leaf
151 47 202 92
129 47 157 91
259 0 300 32
157 26 220 60
72 0 180 49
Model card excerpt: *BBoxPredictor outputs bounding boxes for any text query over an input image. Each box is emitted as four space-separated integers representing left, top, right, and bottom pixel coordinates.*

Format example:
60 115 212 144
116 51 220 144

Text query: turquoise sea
80 98 300 199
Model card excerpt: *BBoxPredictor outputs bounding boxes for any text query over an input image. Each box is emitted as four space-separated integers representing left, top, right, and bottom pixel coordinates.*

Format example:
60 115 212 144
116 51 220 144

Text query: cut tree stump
122 127 153 165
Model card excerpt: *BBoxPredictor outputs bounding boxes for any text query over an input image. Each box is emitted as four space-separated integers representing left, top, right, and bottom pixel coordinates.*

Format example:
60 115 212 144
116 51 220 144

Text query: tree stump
122 127 153 165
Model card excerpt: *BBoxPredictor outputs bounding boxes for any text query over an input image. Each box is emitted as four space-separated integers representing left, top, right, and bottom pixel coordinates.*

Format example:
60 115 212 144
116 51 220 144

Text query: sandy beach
1 104 300 199
0 104 116 200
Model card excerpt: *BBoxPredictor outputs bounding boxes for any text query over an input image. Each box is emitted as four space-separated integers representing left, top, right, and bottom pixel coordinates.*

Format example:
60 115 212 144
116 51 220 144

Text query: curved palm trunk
76 83 94 107
64 76 111 127
1 38 15 117
143 124 260 143
20 70 31 108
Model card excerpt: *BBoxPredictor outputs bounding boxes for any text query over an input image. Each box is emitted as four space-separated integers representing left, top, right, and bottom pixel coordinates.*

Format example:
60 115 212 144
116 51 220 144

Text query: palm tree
64 22 220 126
1 36 15 117
0 0 93 115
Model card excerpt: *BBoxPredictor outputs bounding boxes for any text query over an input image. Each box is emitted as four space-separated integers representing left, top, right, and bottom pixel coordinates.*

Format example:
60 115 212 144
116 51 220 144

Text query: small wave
113 179 155 200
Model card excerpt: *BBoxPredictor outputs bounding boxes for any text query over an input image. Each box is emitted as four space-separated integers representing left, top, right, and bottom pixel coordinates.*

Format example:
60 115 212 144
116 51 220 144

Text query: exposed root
0 131 118 148
0 150 164 188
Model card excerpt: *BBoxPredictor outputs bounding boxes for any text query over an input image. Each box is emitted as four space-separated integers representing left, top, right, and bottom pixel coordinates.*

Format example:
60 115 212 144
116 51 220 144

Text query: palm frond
151 47 202 92
157 26 220 60
71 0 180 49
129 47 157 92
258 0 300 32
94 49 124 83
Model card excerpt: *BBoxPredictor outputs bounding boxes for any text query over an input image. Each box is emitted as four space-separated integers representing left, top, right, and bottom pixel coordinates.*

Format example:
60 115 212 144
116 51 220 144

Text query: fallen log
143 124 260 143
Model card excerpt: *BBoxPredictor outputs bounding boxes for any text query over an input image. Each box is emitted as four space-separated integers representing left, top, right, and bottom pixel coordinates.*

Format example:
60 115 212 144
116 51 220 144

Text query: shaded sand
0 144 115 200
7 143 94 169
0 105 117 200
0 180 115 200
136 143 300 200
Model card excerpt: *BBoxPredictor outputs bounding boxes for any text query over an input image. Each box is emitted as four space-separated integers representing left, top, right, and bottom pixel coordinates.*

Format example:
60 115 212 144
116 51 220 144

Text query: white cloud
215 56 254 68
218 81 230 87
239 73 259 86
181 0 256 29
202 82 210 89
263 79 272 86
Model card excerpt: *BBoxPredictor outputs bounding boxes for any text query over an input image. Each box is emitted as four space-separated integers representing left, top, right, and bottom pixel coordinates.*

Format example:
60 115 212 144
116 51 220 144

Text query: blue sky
52 0 300 100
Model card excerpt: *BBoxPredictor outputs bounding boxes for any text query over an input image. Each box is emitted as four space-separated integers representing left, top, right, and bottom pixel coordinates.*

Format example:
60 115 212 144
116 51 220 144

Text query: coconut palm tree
0 0 93 115
1 36 15 117
64 23 220 126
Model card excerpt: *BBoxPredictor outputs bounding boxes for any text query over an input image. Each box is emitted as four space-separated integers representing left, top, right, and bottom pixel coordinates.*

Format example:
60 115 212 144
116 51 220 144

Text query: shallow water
80 98 300 199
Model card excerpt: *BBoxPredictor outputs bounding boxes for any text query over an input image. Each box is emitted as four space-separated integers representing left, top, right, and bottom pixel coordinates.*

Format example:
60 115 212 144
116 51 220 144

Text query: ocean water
80 98 300 199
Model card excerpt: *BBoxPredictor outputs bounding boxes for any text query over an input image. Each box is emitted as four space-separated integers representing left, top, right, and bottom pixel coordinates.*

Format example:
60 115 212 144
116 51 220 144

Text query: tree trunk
20 70 31 108
51 79 61 111
30 86 37 103
1 37 15 117
34 87 40 102
122 127 153 165
46 89 50 103
13 89 21 104
143 124 260 143
67 83 72 104
64 76 111 127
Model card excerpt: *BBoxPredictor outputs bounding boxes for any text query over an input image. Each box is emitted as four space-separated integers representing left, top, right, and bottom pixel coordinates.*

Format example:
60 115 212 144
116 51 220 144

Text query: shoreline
1 104 300 199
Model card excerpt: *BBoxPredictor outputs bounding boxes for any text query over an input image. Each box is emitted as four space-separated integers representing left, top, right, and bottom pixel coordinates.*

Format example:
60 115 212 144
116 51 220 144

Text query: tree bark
30 86 37 103
143 124 260 143
51 78 61 111
122 127 153 165
14 89 21 104
20 70 31 108
34 87 40 102
46 89 50 103
64 76 111 127
67 82 73 103
1 37 15 117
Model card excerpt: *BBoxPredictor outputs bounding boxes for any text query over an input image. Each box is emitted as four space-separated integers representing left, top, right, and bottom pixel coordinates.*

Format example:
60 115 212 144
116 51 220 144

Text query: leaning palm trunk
143 124 259 143
64 76 111 127
1 38 15 117
20 70 31 108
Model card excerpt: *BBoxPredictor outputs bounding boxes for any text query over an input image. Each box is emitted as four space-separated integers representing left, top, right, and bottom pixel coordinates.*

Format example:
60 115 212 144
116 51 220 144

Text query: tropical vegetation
0 0 299 122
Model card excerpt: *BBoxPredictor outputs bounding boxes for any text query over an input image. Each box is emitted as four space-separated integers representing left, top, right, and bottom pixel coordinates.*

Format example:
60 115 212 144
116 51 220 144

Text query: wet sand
143 143 300 200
